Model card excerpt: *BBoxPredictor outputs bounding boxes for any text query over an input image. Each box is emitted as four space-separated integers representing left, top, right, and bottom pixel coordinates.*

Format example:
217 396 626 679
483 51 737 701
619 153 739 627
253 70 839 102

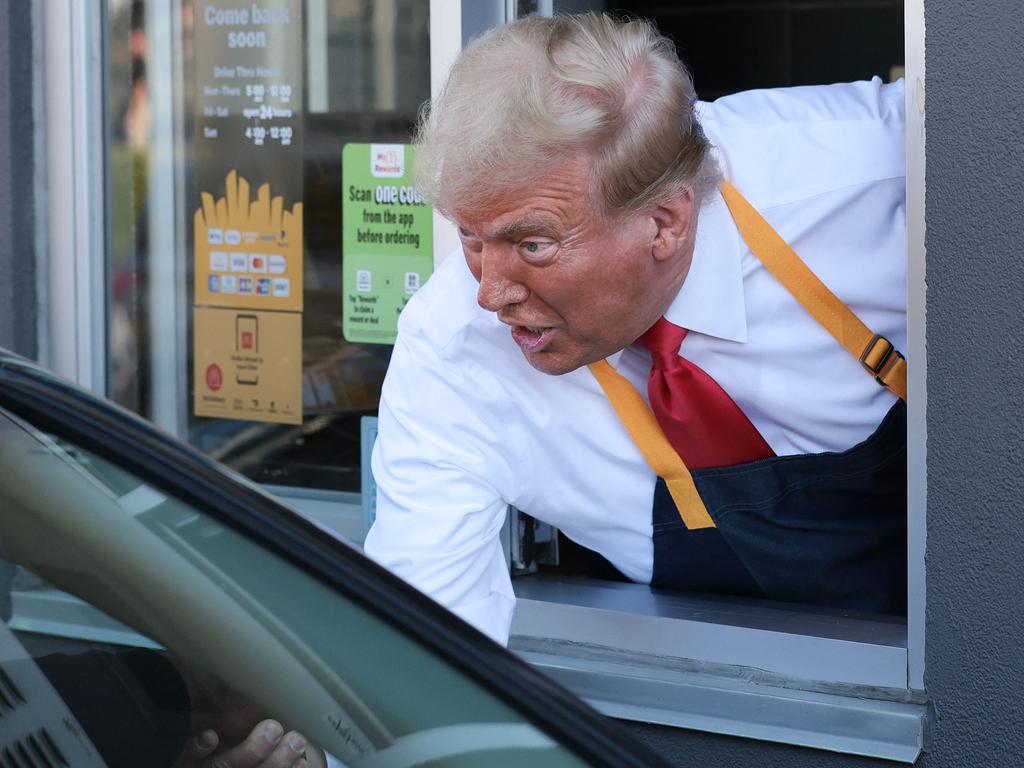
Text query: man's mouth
509 324 554 353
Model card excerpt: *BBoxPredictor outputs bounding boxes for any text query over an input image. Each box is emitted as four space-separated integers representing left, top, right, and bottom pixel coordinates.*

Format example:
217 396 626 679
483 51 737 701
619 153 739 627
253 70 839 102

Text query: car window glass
0 407 592 768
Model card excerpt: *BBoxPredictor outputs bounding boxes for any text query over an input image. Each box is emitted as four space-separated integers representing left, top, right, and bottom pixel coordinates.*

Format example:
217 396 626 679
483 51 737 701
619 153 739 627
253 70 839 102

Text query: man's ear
650 189 695 262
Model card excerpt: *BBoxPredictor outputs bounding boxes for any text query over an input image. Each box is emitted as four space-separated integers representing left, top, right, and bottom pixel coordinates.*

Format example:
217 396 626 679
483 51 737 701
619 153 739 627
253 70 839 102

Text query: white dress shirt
365 78 906 644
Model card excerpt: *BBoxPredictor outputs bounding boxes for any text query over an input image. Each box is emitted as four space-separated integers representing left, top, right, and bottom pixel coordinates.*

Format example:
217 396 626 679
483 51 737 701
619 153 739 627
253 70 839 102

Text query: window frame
904 0 927 695
454 0 928 761
41 0 927 760
42 0 106 394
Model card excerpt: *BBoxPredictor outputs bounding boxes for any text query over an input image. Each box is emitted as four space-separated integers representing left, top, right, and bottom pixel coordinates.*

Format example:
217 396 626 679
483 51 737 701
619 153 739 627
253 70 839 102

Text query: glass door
103 1 461 537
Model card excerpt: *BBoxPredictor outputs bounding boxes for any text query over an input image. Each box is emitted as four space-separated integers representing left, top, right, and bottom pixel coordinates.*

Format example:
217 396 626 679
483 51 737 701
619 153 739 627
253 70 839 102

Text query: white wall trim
44 1 106 393
905 0 927 692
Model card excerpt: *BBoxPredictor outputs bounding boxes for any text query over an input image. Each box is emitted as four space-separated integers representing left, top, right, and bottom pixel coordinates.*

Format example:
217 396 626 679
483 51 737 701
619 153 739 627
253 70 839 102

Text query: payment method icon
210 251 229 271
230 253 248 272
256 277 271 296
249 253 268 273
208 275 221 293
268 254 286 274
221 275 237 294
272 278 289 297
239 277 254 295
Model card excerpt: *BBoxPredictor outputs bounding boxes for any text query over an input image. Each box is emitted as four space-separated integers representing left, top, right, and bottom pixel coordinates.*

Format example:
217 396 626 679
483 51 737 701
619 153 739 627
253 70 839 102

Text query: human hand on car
176 719 327 768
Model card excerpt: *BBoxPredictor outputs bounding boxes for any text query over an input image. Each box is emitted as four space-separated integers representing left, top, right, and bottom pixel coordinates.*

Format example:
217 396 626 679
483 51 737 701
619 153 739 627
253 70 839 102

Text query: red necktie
634 317 774 470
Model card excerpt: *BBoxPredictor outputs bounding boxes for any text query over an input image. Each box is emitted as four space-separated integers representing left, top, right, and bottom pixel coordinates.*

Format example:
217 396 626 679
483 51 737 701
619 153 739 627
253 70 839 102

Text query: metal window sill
263 484 366 544
510 576 925 763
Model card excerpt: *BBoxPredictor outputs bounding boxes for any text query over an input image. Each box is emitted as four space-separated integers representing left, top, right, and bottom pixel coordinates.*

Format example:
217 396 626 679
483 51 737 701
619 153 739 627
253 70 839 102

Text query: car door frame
0 349 672 768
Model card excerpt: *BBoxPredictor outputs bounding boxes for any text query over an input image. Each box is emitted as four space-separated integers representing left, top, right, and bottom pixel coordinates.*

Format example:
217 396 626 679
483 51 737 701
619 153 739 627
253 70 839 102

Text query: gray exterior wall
0 0 37 359
625 0 1024 766
920 0 1024 765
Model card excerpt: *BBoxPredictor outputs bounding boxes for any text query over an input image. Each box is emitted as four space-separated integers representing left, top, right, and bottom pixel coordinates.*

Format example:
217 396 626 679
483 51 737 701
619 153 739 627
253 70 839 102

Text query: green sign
342 143 433 344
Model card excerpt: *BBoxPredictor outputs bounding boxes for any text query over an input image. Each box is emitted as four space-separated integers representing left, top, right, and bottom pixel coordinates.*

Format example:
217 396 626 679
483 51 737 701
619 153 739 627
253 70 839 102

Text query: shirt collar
588 186 749 371
662 185 748 344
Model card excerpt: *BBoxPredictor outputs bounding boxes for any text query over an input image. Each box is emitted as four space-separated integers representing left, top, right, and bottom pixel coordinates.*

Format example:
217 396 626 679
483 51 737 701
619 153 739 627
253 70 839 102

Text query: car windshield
0 402 601 768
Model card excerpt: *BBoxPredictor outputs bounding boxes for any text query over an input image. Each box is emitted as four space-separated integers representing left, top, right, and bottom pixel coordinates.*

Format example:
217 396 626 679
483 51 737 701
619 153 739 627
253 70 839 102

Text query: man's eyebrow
490 214 561 240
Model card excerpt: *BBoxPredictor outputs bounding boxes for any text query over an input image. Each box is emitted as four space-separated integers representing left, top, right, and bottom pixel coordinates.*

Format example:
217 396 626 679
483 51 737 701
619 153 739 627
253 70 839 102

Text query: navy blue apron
593 181 908 615
650 400 907 614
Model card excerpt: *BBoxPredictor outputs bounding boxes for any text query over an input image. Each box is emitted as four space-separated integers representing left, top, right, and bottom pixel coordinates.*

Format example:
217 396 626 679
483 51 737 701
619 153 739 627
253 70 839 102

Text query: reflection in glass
0 409 591 768
107 0 152 417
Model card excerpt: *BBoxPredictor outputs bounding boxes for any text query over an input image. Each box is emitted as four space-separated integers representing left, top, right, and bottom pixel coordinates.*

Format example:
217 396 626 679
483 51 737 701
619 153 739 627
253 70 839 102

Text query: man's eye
458 227 475 238
520 240 554 256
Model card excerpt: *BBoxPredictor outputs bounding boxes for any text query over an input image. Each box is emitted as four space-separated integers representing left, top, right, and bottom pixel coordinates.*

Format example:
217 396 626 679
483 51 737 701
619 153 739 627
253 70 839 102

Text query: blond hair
415 13 718 219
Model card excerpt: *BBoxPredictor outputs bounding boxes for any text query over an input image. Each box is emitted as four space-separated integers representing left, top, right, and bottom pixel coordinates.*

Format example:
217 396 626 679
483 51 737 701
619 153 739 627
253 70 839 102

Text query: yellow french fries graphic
194 170 303 312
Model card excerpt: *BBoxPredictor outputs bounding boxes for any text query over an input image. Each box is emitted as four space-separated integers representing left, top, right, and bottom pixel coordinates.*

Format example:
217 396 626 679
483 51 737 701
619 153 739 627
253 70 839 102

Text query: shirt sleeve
363 322 517 646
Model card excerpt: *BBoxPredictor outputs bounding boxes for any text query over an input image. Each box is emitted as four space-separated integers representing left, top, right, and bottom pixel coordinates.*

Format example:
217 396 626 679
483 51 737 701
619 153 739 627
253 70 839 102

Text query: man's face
453 158 687 375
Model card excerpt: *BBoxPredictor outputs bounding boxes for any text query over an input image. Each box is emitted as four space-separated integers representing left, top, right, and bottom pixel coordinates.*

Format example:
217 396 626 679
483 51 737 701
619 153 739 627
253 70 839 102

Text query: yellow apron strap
588 360 715 530
719 181 907 402
589 181 905 529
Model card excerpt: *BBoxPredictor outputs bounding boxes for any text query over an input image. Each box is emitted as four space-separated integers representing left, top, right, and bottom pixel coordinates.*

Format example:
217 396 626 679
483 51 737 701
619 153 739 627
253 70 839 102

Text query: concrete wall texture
921 0 1024 766
2 0 1023 766
0 0 36 359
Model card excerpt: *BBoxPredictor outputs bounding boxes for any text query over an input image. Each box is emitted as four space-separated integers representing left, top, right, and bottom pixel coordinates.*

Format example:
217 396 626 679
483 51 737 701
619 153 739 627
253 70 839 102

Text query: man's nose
476 246 529 312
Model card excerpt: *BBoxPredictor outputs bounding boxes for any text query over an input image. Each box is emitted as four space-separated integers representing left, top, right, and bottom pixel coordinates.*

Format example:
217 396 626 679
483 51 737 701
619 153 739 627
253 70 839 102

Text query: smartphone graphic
235 314 260 385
